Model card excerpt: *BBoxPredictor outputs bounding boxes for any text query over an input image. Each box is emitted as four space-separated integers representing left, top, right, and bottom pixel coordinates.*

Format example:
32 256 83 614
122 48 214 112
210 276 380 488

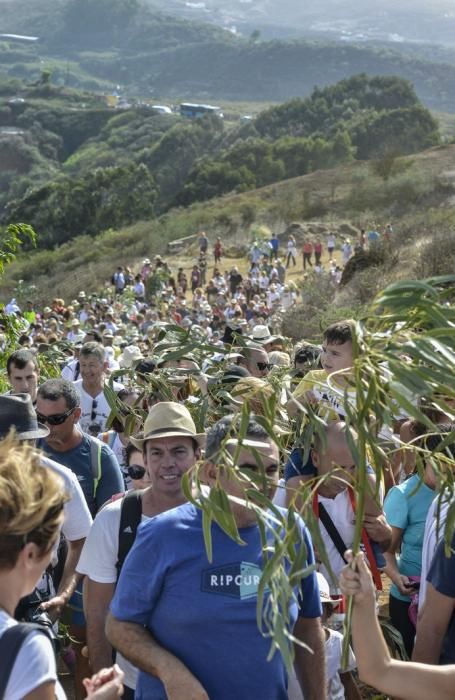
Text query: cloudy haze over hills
148 0 455 44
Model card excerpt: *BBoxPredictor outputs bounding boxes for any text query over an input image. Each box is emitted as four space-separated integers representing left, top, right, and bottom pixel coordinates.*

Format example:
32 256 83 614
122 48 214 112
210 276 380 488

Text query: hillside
2 0 455 111
1 143 454 338
0 74 440 248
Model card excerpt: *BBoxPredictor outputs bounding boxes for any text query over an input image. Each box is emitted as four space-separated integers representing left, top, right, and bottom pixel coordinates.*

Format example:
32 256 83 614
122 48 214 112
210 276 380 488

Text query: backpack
116 489 144 579
0 623 52 696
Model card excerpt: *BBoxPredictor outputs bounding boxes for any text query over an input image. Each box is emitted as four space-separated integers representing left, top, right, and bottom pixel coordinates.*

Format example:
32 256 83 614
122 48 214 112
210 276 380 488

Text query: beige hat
130 402 206 449
119 345 143 368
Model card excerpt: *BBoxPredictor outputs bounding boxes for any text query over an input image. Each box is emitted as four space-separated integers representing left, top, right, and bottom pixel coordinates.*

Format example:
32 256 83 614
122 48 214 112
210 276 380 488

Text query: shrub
414 230 455 279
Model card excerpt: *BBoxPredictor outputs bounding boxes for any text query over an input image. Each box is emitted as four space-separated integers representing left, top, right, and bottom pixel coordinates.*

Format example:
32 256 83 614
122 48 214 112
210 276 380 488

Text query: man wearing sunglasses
74 341 124 434
36 379 124 516
36 378 125 699
240 343 271 378
77 402 202 700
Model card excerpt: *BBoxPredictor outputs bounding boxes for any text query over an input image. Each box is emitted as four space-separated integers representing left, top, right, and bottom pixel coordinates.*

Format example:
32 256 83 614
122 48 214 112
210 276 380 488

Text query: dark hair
205 414 269 460
323 320 354 346
110 389 140 433
37 378 80 410
6 349 38 376
125 441 142 465
424 423 455 459
84 330 102 343
294 343 321 367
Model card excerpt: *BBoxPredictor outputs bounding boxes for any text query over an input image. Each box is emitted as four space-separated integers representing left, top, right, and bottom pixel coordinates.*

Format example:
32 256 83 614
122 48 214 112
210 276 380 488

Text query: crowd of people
0 224 454 700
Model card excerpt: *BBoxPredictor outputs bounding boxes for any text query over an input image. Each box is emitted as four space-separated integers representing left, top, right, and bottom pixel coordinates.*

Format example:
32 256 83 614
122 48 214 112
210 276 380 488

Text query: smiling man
73 341 123 434
107 414 325 700
77 402 203 700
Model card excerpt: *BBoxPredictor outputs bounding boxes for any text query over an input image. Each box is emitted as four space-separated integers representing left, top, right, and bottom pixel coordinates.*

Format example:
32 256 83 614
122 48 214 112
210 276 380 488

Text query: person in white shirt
73 342 123 433
67 319 85 345
0 393 92 623
0 434 123 700
77 402 203 699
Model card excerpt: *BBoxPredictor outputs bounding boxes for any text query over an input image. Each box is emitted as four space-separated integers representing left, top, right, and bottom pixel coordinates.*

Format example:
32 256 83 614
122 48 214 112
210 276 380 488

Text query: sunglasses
126 464 146 480
36 406 76 426
91 399 98 421
256 362 271 371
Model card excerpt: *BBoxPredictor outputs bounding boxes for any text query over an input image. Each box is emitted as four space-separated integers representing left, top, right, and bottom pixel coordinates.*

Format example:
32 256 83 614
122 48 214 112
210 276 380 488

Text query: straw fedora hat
0 394 49 440
130 401 205 449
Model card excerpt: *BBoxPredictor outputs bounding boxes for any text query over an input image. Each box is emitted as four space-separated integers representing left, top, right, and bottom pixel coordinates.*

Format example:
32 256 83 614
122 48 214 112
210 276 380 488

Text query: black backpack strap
318 502 349 564
0 623 50 696
116 489 144 579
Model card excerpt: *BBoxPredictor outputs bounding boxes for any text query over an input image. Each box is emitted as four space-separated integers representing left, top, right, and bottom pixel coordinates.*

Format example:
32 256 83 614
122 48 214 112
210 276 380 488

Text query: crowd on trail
0 221 454 700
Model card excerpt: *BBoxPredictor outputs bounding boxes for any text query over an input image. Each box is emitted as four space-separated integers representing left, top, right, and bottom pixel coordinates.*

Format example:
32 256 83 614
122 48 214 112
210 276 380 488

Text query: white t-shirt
317 491 355 591
419 492 451 610
0 611 65 700
61 358 80 382
77 498 151 690
41 456 93 542
287 627 356 699
73 379 124 433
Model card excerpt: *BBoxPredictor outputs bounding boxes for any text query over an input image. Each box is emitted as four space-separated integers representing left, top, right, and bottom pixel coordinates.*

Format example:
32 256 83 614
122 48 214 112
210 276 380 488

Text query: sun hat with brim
316 572 342 605
0 394 49 440
119 345 143 368
130 401 205 449
249 324 282 344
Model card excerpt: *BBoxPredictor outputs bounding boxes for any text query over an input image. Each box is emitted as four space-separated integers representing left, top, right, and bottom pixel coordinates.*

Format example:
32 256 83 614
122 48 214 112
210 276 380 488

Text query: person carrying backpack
0 435 124 700
36 379 124 700
77 402 203 700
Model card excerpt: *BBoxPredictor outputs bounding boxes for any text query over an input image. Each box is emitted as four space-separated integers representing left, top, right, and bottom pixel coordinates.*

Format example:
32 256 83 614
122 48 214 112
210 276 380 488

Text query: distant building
180 103 223 118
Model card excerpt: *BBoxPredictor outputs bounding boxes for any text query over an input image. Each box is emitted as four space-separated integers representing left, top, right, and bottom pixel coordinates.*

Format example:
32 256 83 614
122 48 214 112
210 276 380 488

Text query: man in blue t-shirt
107 415 325 700
36 379 124 516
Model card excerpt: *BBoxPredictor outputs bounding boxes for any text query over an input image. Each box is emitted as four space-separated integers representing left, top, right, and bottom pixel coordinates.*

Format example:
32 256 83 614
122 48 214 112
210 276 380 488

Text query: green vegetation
1 143 454 313
7 163 157 248
1 74 440 244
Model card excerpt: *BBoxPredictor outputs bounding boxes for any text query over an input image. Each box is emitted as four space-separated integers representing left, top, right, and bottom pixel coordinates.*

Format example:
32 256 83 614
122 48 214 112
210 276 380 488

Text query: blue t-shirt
384 473 434 602
427 532 455 664
38 434 124 516
111 502 321 700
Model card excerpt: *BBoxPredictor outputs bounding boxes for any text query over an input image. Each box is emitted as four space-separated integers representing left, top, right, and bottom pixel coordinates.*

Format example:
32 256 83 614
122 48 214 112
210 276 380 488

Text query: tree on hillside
6 163 157 247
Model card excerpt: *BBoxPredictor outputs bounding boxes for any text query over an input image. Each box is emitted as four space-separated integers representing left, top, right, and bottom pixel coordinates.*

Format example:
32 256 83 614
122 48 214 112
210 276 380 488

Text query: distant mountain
147 0 455 45
1 0 455 111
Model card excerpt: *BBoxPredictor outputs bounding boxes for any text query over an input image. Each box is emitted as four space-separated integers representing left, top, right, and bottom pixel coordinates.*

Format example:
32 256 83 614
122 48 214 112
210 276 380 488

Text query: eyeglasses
126 464 146 480
256 362 271 371
36 407 76 426
91 399 98 421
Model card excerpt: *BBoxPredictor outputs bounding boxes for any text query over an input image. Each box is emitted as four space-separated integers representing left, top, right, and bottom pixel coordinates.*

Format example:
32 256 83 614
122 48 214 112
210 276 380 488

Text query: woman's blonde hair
0 434 67 570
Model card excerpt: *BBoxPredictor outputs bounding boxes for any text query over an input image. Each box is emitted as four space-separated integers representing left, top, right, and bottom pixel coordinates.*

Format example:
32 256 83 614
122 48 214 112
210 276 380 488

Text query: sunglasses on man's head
36 406 76 426
126 464 146 480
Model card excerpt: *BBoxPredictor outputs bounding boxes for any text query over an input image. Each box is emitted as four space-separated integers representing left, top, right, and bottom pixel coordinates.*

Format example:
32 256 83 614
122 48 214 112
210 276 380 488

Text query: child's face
321 341 353 375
